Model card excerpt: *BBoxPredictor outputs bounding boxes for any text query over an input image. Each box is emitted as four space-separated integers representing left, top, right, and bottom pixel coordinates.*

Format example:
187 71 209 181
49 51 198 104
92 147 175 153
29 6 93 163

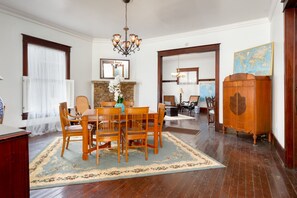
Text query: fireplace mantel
92 80 136 108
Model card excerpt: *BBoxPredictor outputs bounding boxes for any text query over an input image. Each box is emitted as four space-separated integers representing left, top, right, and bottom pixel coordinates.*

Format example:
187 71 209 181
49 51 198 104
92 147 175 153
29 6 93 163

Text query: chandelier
112 0 142 56
171 56 185 78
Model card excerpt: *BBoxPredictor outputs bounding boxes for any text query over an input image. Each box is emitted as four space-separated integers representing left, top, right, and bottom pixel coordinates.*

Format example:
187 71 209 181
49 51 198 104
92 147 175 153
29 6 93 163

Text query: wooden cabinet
0 125 30 198
223 73 272 144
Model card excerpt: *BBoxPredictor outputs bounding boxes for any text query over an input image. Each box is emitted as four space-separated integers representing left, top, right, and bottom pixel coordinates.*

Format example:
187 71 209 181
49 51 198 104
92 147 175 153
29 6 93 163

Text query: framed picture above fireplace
100 58 130 79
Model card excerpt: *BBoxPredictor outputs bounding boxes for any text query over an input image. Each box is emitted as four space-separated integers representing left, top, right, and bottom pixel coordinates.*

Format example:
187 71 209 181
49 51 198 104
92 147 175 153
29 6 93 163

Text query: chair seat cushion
65 124 92 131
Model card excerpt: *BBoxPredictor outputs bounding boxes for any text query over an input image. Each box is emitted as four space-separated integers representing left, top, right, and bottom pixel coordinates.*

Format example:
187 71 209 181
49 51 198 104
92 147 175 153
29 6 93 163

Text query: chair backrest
75 96 90 115
158 103 166 127
125 107 149 133
59 102 71 131
100 101 116 107
205 97 215 109
164 95 176 106
189 95 199 103
96 107 121 136
123 100 134 108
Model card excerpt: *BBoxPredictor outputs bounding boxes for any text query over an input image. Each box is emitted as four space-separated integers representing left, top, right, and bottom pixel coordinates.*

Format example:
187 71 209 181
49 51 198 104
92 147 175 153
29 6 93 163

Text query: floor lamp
179 88 184 104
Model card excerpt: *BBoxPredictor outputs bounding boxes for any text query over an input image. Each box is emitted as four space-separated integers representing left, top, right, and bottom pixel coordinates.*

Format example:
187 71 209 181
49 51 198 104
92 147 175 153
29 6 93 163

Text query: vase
115 103 125 113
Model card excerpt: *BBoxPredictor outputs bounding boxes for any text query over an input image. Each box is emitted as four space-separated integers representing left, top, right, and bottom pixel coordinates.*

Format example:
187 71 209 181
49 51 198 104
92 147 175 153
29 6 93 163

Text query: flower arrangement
108 75 124 103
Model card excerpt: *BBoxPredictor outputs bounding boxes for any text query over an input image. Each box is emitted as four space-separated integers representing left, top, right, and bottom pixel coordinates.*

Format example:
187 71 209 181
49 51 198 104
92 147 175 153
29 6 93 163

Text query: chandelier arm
114 44 124 54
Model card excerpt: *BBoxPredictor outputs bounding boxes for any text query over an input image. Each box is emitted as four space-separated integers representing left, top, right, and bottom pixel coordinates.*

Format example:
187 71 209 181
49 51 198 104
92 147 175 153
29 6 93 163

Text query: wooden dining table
81 108 159 160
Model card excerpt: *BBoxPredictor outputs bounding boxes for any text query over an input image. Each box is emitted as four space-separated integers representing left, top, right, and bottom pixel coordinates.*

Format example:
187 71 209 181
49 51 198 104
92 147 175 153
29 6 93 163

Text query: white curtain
26 44 67 136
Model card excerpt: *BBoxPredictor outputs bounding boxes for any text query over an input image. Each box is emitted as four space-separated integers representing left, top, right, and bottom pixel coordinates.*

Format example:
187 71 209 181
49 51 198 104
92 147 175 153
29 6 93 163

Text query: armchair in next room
180 95 200 115
163 95 176 107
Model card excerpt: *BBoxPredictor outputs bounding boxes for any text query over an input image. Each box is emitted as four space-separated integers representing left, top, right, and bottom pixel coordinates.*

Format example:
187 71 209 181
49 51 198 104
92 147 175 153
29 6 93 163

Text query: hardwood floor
29 112 297 198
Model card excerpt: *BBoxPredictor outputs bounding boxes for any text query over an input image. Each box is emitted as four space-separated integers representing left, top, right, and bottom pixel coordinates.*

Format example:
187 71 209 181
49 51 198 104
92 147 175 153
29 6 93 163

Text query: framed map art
233 42 274 76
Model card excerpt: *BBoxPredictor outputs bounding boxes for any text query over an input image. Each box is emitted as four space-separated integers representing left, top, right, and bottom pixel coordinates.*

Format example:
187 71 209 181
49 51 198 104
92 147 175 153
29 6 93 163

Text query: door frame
157 43 221 131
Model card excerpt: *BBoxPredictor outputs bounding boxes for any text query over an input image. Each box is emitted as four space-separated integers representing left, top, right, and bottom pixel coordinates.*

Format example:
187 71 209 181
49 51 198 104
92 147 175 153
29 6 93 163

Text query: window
22 34 72 135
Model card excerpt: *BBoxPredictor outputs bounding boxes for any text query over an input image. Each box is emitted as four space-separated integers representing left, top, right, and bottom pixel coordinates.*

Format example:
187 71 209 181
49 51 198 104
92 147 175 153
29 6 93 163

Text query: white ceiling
0 0 273 39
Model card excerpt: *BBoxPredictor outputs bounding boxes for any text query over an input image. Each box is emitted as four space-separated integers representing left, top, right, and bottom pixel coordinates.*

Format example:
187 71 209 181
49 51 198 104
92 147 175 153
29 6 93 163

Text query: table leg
81 115 89 160
154 113 158 154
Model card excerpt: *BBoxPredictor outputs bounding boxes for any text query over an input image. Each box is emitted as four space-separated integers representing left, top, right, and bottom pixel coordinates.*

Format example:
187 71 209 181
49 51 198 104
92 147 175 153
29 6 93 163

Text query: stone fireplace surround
92 80 136 108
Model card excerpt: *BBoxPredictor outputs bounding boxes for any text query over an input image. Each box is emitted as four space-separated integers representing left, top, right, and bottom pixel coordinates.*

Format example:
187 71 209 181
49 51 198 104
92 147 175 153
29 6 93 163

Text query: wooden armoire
223 73 272 144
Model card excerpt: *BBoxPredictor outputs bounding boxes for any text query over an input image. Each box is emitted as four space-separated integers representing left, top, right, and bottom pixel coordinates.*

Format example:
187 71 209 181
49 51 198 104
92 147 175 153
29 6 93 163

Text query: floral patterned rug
30 132 224 189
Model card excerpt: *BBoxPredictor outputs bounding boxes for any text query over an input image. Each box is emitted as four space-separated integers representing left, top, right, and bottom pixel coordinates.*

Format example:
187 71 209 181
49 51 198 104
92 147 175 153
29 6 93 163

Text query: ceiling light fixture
112 0 142 56
171 56 185 78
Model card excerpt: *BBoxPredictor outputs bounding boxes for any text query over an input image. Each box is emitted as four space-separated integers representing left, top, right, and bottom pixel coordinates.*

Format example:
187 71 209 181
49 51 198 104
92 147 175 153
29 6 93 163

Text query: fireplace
92 80 136 108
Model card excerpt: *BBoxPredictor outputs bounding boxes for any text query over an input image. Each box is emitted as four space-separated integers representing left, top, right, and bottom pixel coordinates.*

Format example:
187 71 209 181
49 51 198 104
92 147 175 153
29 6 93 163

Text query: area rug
164 127 200 135
30 132 224 190
164 114 195 121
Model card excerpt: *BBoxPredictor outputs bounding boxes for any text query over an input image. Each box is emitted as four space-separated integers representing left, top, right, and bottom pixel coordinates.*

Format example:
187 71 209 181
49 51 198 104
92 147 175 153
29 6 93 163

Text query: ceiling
0 0 273 39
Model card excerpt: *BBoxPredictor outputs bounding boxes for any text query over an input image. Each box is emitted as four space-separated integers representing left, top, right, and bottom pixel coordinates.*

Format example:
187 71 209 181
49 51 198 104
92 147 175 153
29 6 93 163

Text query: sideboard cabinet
0 125 30 198
223 73 272 144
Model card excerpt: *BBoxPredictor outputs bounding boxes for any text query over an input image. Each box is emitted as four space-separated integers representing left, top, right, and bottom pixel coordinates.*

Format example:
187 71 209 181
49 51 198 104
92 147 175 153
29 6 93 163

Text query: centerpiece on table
108 75 125 112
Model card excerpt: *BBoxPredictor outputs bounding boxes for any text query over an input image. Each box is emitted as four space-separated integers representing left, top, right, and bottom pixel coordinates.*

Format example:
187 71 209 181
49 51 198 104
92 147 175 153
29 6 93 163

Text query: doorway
157 43 220 131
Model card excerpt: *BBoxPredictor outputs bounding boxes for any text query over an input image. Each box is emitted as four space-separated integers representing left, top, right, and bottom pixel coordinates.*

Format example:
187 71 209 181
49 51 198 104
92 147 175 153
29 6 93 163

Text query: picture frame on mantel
100 58 130 79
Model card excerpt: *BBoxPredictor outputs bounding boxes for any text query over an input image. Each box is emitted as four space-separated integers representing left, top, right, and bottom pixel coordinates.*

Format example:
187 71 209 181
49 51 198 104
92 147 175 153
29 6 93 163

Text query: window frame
22 34 71 120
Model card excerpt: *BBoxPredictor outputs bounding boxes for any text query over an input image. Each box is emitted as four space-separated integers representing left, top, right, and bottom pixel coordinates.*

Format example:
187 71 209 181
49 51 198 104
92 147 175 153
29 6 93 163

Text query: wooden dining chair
148 103 165 148
75 96 91 115
100 101 116 107
60 102 80 125
123 100 134 108
59 102 92 157
122 107 149 162
205 96 215 124
95 107 121 165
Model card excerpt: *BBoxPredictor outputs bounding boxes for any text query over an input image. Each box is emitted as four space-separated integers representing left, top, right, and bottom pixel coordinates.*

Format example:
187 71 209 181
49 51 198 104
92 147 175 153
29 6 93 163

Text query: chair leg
96 140 99 165
117 139 121 163
145 139 148 160
61 137 66 157
159 131 163 148
125 140 128 162
66 136 70 149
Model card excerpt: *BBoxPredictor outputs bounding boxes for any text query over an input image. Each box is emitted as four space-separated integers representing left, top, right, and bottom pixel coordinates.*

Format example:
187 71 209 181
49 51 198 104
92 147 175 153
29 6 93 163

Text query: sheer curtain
26 44 67 136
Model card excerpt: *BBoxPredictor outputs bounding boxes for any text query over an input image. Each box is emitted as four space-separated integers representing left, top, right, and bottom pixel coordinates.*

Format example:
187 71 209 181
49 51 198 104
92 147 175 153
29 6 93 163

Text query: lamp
112 0 142 56
179 88 184 104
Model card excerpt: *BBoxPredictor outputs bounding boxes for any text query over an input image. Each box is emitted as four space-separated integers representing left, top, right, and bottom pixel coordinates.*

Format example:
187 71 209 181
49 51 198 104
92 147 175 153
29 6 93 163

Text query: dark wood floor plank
29 113 297 197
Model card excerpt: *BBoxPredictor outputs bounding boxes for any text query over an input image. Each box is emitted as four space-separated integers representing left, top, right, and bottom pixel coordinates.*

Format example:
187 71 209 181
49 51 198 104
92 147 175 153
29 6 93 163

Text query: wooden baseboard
199 107 207 114
271 132 285 166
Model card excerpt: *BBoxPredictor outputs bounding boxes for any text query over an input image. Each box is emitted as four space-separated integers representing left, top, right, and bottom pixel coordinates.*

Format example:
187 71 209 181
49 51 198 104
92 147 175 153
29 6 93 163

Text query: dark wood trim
283 0 297 10
22 34 71 120
22 113 28 120
199 78 215 82
177 67 199 84
272 132 286 165
199 107 207 114
158 43 220 132
162 80 177 83
22 34 71 79
284 8 296 168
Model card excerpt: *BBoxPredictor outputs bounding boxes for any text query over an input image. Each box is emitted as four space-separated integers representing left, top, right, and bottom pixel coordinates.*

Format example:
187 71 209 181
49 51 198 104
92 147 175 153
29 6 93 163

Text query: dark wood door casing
158 44 220 131
284 7 297 168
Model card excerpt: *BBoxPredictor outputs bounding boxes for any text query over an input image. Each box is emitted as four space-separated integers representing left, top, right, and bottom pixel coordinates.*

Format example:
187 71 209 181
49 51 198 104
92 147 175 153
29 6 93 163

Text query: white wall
270 2 285 148
0 10 92 127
